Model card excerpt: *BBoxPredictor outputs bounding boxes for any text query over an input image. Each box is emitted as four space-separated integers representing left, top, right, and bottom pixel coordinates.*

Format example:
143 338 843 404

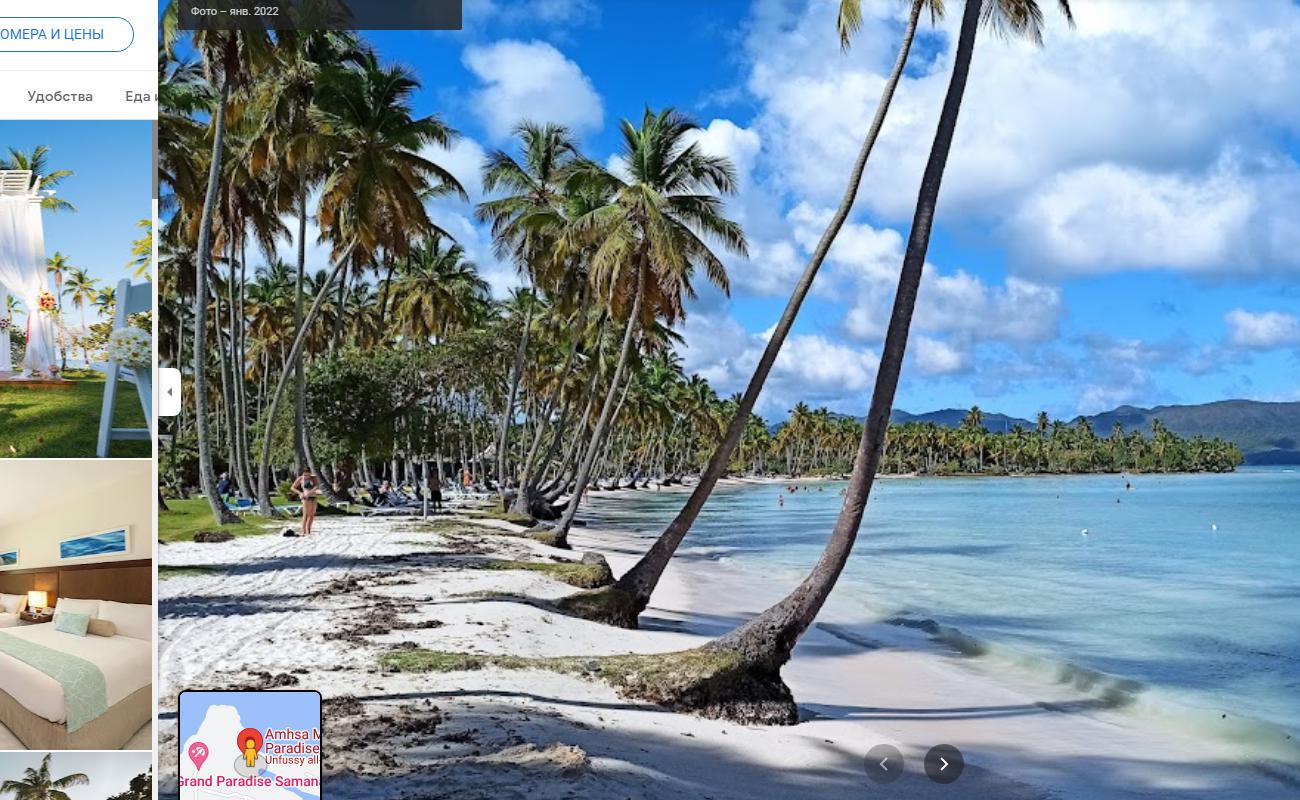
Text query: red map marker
237 727 263 754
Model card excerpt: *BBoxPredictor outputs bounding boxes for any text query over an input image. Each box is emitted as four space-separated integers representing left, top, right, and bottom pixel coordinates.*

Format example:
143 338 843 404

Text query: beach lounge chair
224 497 255 515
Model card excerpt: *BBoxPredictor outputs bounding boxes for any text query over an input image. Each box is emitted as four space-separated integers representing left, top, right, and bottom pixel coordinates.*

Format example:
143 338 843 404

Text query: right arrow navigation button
925 744 964 784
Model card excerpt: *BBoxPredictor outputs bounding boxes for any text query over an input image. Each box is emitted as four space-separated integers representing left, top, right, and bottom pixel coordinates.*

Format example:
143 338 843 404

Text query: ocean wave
875 613 1300 769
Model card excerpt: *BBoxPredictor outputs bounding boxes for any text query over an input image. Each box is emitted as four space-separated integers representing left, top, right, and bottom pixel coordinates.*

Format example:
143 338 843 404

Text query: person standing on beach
292 469 321 536
427 473 443 512
216 472 231 503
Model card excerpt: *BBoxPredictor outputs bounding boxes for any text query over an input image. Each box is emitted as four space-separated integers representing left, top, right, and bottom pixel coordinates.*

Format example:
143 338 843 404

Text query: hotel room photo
0 460 152 751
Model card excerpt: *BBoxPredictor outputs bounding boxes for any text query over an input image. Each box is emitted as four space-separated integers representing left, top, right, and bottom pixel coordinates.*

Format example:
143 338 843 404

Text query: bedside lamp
27 591 47 613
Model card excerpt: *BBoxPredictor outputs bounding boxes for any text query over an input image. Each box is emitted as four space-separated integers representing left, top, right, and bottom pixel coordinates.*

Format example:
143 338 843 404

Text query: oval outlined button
864 743 904 784
924 743 965 784
0 17 135 53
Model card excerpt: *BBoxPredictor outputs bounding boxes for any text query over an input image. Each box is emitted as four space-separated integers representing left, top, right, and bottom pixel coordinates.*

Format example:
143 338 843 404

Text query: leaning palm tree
162 1 272 524
566 0 933 626
598 0 1074 723
0 146 75 213
477 122 581 503
251 29 365 474
0 753 89 800
253 54 465 515
548 108 748 548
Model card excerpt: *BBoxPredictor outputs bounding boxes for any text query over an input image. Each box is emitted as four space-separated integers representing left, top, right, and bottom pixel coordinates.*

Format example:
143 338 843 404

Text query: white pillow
54 597 101 622
0 594 26 615
98 600 151 641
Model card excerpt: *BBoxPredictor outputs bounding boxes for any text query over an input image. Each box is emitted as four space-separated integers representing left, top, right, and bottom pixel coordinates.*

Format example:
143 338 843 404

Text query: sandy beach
156 501 1298 799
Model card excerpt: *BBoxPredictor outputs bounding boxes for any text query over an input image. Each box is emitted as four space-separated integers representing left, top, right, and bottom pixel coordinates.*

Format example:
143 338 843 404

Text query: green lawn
0 369 151 458
158 496 282 543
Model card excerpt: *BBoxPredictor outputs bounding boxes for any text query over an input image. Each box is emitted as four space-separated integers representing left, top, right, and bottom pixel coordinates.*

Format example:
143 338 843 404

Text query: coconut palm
477 122 582 501
549 107 748 547
95 285 117 318
390 238 491 343
163 0 273 524
62 268 97 362
251 29 366 473
664 0 1077 724
0 146 75 213
45 252 73 369
0 753 89 800
572 0 934 626
45 252 71 306
128 219 153 280
253 53 465 515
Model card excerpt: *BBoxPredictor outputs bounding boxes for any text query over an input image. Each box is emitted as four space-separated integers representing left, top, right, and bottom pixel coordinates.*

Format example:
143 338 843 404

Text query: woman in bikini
292 469 321 536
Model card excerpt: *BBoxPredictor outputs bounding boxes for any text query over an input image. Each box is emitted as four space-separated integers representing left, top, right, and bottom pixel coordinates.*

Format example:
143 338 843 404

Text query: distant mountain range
889 400 1300 465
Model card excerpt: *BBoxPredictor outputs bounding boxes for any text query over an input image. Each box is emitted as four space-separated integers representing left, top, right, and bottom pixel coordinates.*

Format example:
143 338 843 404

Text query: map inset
179 690 322 800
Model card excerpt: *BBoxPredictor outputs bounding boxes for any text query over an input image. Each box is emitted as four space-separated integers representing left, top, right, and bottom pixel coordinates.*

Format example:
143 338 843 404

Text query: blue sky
0 120 152 326
195 0 1300 420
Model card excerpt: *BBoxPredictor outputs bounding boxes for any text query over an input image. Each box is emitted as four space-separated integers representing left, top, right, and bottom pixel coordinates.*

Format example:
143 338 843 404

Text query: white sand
157 510 1297 799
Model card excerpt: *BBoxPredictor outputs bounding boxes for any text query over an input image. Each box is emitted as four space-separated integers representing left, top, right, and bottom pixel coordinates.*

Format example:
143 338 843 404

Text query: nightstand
18 610 52 625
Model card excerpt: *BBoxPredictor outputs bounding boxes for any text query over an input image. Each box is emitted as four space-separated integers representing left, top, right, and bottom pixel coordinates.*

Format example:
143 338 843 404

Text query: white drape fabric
0 196 55 376
0 284 9 372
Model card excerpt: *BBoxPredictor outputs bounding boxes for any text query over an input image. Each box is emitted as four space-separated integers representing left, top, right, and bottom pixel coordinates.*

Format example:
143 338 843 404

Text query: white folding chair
97 278 153 457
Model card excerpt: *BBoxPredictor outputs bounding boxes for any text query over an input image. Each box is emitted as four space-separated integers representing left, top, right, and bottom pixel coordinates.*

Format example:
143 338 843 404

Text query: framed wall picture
58 526 131 561
0 549 17 568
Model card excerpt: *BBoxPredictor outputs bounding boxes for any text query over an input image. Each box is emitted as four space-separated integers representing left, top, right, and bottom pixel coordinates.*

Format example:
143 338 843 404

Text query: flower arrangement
107 327 152 368
0 317 10 332
36 290 57 314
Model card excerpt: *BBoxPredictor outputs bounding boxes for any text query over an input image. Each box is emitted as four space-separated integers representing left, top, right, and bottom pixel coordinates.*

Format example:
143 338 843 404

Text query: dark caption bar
179 0 462 31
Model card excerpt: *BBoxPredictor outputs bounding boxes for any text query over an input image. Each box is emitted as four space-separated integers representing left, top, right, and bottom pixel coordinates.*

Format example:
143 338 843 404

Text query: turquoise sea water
583 467 1300 757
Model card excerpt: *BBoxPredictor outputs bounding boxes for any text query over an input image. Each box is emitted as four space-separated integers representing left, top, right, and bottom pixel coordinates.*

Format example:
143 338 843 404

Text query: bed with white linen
0 597 151 749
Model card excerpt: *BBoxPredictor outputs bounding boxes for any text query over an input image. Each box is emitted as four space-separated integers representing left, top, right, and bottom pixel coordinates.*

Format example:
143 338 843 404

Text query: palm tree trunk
552 258 646 546
376 256 398 330
235 242 256 497
256 246 354 515
496 286 535 503
511 306 584 514
292 188 308 474
701 0 982 723
211 275 239 490
195 77 239 524
605 0 925 624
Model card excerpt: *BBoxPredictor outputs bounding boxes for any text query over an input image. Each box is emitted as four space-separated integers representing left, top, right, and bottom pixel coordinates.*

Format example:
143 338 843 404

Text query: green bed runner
0 633 107 732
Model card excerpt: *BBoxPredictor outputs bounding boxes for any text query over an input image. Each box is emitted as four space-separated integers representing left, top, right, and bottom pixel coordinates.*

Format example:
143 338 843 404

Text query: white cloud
463 40 603 142
1225 309 1300 349
678 311 879 414
1006 157 1300 276
681 119 798 295
423 137 489 205
843 264 1062 348
685 119 762 184
741 0 1300 275
912 336 966 376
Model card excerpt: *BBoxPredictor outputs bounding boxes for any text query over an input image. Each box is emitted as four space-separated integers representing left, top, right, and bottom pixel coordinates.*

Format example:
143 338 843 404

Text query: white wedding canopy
0 171 57 377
